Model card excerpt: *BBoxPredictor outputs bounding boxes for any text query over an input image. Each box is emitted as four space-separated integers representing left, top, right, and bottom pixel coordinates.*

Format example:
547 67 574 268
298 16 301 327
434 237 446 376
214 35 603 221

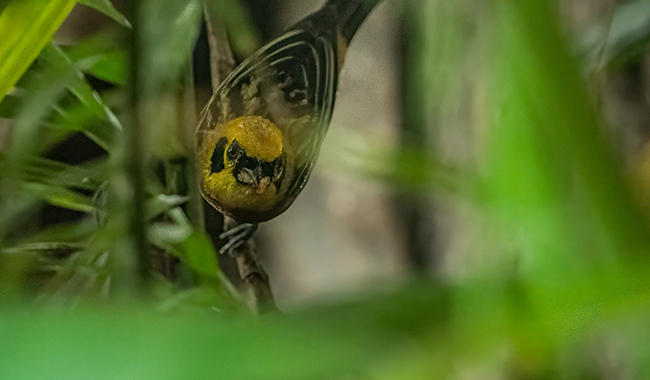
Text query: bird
196 0 382 254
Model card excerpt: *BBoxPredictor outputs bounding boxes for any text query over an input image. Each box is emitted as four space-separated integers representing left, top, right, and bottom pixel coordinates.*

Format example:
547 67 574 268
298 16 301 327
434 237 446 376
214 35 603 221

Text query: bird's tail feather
325 0 381 43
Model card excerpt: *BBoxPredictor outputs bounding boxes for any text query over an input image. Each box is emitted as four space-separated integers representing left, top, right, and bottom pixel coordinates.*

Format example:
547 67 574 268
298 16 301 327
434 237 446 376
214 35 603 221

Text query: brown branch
223 216 277 314
204 1 277 313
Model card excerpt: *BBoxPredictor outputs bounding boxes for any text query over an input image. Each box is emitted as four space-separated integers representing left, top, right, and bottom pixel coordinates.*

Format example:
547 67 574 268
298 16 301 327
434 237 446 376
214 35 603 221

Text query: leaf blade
79 0 131 28
0 0 77 103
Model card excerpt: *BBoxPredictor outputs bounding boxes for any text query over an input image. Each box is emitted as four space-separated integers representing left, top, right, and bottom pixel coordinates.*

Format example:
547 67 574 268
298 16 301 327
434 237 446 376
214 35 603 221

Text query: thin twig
224 217 277 313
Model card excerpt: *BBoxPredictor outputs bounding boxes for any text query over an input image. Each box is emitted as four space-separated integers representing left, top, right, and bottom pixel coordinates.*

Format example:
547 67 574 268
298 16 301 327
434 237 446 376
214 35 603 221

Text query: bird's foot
219 222 258 257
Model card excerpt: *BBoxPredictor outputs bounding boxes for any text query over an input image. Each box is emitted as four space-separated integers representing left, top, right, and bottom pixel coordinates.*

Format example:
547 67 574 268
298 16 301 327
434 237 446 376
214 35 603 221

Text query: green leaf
85 51 127 85
140 0 202 95
44 45 123 150
146 194 189 221
157 284 243 314
489 0 650 283
204 0 259 58
9 50 84 161
137 0 203 158
1 242 85 256
0 288 444 380
0 0 77 103
3 278 647 380
12 218 98 246
7 44 123 155
173 232 219 280
0 153 101 215
48 100 120 152
22 182 94 213
79 0 131 28
61 30 127 85
0 154 108 191
149 208 219 281
321 126 463 196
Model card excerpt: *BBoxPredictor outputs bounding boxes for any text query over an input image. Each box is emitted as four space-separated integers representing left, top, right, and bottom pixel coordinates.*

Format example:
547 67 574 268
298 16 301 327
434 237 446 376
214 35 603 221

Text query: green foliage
2 0 650 379
204 0 259 58
79 0 131 28
491 0 648 263
0 0 77 103
0 0 224 300
136 0 203 158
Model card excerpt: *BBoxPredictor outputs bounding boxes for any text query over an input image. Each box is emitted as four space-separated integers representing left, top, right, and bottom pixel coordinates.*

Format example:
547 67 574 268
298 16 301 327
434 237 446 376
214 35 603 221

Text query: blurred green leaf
0 154 107 191
86 51 127 85
22 182 94 213
48 100 119 152
0 0 77 103
146 194 189 221
173 231 219 280
62 32 127 85
13 218 98 246
4 43 123 155
0 286 447 380
3 279 648 380
204 0 259 57
1 149 100 215
9 50 88 161
490 0 649 275
140 0 202 95
1 242 85 256
134 0 203 158
44 44 123 150
79 0 131 28
148 207 220 282
157 284 242 314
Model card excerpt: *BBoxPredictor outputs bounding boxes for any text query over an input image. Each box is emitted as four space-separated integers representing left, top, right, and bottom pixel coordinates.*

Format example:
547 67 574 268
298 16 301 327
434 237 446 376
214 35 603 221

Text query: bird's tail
325 0 381 43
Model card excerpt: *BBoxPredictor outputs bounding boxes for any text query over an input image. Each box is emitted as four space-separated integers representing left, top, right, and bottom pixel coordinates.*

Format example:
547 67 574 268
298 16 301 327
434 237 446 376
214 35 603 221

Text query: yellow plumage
224 116 284 161
198 116 286 220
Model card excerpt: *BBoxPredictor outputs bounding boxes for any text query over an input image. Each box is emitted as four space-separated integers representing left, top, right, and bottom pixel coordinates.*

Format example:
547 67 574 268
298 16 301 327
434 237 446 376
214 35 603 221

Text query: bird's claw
218 223 258 257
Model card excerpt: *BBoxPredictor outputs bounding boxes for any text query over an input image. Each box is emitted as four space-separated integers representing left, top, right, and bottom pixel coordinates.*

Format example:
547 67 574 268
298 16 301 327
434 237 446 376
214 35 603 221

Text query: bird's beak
256 176 271 194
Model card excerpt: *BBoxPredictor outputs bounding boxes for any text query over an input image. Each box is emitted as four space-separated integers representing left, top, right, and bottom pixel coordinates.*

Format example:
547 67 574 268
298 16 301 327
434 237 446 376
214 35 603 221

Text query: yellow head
199 116 286 221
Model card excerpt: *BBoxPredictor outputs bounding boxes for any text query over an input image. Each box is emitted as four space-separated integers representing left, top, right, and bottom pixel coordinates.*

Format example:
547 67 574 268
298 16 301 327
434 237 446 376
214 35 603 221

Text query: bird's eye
272 157 283 181
226 139 244 162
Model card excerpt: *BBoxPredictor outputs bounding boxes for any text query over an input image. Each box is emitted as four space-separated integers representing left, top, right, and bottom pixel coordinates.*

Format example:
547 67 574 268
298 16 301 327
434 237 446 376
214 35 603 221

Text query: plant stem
125 0 150 294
